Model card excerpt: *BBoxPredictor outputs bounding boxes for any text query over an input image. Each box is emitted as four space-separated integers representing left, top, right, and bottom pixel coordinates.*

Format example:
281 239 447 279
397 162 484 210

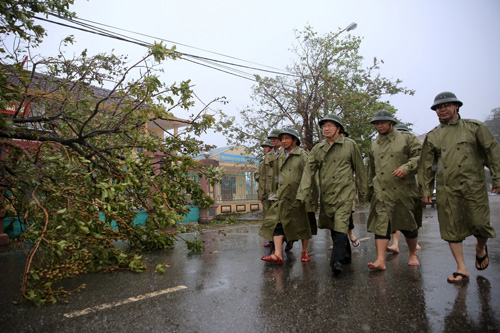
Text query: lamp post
344 22 357 33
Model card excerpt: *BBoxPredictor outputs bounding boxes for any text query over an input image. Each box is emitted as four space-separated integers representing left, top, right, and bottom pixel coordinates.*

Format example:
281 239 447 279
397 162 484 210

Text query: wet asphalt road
1 197 500 332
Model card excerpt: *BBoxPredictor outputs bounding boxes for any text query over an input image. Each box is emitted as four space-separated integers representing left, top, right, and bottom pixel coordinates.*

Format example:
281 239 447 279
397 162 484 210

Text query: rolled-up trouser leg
330 230 350 266
401 229 418 239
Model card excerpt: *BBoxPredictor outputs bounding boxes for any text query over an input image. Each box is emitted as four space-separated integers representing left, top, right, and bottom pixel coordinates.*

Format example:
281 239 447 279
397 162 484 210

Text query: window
221 176 236 201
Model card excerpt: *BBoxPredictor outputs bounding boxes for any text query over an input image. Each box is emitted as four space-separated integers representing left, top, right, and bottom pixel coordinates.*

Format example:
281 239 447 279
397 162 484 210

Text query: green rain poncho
367 129 422 235
259 146 311 241
419 116 500 241
258 150 279 201
297 136 367 233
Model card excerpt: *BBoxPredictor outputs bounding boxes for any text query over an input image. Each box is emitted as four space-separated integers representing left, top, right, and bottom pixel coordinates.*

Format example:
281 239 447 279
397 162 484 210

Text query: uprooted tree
216 25 414 156
1 1 223 305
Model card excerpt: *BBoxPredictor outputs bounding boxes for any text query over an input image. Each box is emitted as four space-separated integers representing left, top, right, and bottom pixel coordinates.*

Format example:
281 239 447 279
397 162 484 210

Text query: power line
36 14 297 81
34 15 257 81
65 14 287 73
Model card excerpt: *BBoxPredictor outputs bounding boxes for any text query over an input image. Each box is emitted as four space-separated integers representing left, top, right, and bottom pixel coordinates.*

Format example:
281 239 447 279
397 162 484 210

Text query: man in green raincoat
386 124 423 253
258 129 282 213
367 110 422 271
258 130 282 248
259 128 312 264
254 140 272 184
419 92 500 283
297 114 367 274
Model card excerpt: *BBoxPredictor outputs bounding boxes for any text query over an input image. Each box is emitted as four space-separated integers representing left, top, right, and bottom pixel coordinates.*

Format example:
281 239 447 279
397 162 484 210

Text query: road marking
358 237 370 242
63 285 187 318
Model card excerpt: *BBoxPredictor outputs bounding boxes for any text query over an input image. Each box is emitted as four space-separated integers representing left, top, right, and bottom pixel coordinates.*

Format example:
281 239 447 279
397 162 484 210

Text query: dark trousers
348 212 354 230
330 230 352 266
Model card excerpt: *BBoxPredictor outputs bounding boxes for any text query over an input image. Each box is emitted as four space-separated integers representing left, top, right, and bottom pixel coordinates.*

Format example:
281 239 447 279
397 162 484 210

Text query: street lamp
345 22 357 32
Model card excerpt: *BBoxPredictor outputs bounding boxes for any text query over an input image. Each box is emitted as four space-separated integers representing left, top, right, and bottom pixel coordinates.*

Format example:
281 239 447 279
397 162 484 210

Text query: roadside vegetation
1 1 222 305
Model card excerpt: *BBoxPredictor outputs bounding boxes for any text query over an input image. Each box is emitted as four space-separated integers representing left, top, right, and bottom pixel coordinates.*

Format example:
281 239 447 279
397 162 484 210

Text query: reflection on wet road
1 197 499 332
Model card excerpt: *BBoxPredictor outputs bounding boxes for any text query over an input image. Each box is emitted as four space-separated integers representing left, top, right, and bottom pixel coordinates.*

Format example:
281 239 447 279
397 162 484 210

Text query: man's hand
422 196 432 204
392 168 406 179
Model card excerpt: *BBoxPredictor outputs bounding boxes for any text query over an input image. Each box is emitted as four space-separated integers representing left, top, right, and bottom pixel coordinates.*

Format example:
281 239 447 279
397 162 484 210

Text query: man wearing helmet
386 124 423 254
367 110 422 271
254 140 272 184
419 92 500 283
259 128 312 264
258 129 282 213
258 130 282 248
297 114 367 274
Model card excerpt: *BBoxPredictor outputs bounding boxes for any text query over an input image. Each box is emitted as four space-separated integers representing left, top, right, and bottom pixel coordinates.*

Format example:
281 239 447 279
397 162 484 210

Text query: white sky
30 0 500 147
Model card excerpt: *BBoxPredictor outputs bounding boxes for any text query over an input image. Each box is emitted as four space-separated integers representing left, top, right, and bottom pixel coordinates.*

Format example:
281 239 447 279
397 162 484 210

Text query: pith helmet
370 110 397 124
342 130 349 137
260 140 272 148
267 129 282 139
319 114 344 130
431 91 463 110
279 128 301 146
395 124 409 132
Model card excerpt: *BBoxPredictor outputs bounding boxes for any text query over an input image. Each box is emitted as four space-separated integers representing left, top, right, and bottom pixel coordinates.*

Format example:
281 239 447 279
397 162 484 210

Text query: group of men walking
256 91 500 283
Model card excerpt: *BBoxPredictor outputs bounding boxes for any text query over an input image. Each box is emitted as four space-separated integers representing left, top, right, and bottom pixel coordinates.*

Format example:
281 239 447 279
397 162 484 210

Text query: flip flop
447 272 469 283
350 238 360 247
475 244 489 270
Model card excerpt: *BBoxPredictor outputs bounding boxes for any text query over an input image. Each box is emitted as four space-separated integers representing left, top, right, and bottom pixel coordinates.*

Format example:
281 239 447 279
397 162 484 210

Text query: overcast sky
31 0 500 147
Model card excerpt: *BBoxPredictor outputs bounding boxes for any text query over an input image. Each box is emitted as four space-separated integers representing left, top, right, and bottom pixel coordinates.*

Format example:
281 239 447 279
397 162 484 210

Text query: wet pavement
1 197 500 332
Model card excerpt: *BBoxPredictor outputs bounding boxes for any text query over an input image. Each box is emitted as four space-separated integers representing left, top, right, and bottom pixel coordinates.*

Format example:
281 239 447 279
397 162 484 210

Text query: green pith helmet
319 114 344 130
279 128 301 146
370 110 397 124
342 130 349 137
267 129 282 139
260 140 272 148
431 91 463 110
395 124 410 132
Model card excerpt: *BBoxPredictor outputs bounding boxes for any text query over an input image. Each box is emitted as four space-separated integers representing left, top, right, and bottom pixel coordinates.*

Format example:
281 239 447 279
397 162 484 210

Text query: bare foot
386 245 400 254
447 271 469 283
416 244 422 250
367 260 386 271
408 254 420 266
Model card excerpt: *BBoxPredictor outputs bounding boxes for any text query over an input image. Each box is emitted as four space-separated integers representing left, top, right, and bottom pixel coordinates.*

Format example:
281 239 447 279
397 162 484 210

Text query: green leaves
185 237 205 252
0 0 75 43
154 263 169 274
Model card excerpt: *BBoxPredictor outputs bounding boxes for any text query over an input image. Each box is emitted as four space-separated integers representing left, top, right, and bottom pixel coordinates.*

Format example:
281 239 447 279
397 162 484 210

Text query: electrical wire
36 14 298 81
55 14 286 73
